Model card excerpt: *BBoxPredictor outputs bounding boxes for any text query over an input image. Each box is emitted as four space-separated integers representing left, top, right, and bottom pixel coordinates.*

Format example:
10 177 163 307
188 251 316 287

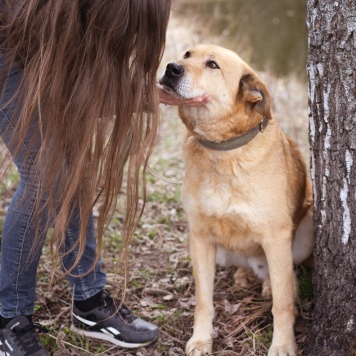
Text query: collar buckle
259 117 268 133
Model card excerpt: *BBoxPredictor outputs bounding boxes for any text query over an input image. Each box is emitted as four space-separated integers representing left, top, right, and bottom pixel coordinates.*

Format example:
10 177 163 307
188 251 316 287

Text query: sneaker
71 290 159 349
0 315 50 356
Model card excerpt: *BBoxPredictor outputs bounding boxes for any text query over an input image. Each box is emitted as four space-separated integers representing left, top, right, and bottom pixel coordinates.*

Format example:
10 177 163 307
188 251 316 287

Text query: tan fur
160 45 313 356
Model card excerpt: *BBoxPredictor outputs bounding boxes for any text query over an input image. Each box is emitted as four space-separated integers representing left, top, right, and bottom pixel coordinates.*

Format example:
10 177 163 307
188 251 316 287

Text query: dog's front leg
263 232 297 356
186 230 216 356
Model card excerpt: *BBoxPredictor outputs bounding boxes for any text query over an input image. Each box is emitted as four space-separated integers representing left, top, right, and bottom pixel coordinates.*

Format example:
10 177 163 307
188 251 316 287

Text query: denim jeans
0 56 106 318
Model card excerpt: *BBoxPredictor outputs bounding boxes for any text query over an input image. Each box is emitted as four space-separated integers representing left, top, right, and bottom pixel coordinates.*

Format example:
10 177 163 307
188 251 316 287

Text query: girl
0 1 209 354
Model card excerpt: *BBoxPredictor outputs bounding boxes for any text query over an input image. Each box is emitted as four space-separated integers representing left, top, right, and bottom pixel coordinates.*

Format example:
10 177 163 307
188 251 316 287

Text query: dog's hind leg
248 255 272 298
233 267 255 289
292 208 313 265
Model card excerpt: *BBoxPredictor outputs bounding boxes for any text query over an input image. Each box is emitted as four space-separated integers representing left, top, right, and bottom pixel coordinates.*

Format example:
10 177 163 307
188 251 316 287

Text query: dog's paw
185 337 212 356
262 278 272 298
233 267 254 289
268 343 297 356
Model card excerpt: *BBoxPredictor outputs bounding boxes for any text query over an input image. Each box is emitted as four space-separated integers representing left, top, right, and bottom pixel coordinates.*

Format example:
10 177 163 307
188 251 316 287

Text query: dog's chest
183 176 265 254
184 175 258 218
201 181 252 217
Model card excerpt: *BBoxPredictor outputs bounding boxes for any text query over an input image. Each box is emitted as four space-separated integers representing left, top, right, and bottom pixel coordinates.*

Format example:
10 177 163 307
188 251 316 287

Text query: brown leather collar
197 117 268 151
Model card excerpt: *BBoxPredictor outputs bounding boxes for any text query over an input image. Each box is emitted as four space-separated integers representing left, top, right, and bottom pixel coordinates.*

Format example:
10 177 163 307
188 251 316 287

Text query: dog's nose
165 62 184 78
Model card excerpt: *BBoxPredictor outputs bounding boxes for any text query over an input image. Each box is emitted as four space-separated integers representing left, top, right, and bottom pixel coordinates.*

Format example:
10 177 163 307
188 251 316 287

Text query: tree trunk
306 1 356 355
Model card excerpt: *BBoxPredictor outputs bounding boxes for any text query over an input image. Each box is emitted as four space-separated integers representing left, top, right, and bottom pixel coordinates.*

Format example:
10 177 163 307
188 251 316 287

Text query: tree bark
306 0 356 355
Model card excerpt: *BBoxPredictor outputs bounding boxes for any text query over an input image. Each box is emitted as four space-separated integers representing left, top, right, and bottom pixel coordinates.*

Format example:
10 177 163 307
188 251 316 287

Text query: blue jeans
0 56 106 318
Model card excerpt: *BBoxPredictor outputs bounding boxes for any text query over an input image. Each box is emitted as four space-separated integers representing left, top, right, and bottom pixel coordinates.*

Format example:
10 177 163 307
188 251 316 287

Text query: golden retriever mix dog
159 45 313 356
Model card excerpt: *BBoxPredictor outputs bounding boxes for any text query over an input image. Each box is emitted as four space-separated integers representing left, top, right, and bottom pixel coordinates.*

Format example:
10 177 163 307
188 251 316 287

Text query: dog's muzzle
159 62 184 90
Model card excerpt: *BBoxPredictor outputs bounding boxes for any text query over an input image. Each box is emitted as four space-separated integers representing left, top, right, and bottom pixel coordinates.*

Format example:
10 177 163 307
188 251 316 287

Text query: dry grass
0 9 312 356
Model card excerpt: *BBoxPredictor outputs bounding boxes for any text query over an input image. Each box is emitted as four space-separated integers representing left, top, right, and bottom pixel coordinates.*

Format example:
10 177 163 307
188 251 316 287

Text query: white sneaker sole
70 324 157 349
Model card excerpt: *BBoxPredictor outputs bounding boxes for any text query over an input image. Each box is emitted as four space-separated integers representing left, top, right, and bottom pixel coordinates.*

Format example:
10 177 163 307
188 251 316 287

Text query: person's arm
157 84 210 106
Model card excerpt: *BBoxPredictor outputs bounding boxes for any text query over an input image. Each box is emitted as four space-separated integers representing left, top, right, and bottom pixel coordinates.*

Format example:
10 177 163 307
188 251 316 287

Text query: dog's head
159 45 272 142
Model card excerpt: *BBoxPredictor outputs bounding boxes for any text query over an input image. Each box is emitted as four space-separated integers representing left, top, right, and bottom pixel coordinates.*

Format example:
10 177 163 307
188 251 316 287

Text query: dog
159 45 313 356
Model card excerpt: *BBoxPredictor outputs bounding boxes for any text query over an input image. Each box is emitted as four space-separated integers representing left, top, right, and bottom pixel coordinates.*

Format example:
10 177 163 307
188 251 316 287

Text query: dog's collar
197 117 268 151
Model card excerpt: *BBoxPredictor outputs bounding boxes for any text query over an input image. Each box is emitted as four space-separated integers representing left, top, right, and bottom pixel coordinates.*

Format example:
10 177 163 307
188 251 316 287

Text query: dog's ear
238 73 271 119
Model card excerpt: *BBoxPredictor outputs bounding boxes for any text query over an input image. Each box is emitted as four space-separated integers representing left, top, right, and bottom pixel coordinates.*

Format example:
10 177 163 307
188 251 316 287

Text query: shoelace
101 292 136 323
13 323 48 355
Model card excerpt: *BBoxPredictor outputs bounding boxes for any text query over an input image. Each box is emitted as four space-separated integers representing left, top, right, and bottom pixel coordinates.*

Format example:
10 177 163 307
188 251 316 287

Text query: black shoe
0 315 50 356
71 290 159 349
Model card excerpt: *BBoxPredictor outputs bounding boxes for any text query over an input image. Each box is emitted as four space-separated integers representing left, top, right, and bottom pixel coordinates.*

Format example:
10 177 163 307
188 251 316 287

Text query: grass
297 266 314 300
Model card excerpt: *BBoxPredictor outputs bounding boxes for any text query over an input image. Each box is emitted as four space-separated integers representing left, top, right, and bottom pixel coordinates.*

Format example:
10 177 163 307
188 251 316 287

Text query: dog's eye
206 60 220 69
183 51 191 59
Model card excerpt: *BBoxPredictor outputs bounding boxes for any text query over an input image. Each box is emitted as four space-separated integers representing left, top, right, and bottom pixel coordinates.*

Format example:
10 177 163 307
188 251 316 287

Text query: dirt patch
32 195 312 355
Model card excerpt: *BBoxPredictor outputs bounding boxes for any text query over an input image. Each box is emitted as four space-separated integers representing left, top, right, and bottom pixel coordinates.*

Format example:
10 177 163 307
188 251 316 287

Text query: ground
0 10 313 356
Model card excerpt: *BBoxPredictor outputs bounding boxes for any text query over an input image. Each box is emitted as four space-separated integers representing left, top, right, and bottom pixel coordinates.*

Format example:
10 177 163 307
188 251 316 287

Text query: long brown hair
0 0 171 277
